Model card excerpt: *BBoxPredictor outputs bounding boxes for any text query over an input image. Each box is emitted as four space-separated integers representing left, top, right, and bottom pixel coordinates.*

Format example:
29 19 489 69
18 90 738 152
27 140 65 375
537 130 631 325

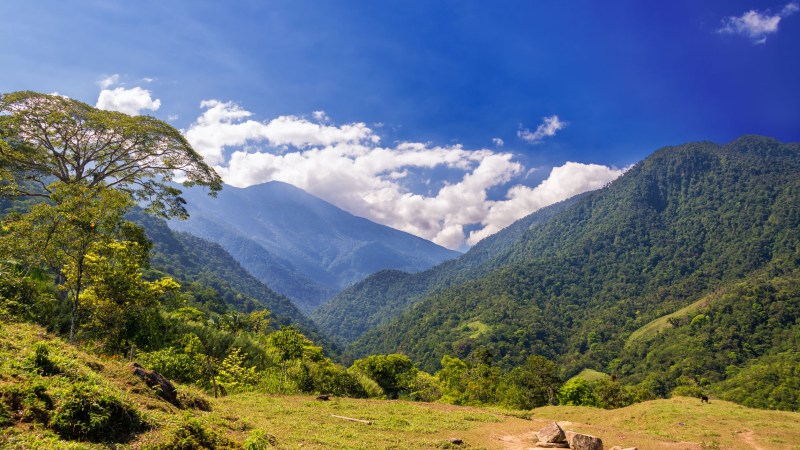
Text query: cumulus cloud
492 137 505 147
183 100 379 165
96 86 161 115
518 115 567 144
466 162 625 245
718 2 799 44
184 100 623 249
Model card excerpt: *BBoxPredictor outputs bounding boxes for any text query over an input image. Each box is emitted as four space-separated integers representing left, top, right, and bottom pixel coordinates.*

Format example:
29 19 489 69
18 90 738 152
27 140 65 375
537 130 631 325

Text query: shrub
177 385 212 411
557 377 598 406
28 342 61 376
408 371 442 402
243 429 278 449
0 381 53 425
50 383 145 442
154 416 235 450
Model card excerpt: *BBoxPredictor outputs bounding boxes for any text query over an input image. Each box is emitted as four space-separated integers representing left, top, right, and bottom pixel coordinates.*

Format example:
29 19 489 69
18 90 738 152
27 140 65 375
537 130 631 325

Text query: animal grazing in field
701 395 709 403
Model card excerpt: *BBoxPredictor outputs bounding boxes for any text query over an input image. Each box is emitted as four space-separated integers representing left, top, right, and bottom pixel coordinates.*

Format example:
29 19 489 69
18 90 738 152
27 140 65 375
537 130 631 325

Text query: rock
565 430 604 450
129 362 179 407
537 422 567 443
449 437 463 445
534 442 569 448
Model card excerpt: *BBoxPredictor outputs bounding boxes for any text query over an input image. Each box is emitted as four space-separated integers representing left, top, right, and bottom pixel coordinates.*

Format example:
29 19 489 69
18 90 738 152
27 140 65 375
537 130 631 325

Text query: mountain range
167 181 460 313
310 135 799 387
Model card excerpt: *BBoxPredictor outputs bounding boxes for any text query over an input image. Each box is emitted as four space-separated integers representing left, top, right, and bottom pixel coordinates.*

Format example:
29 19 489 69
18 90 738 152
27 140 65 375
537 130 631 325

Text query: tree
0 91 221 218
557 377 598 406
500 355 562 409
351 354 418 399
2 182 136 341
267 326 312 391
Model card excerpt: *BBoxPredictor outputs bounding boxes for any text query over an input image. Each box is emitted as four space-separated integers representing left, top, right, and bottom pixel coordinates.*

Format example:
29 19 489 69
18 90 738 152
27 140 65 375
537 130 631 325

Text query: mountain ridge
333 135 799 375
167 180 460 312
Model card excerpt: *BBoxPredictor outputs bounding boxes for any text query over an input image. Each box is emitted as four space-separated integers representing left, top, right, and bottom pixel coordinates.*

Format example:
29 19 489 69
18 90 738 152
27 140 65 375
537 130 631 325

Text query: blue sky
1 1 799 249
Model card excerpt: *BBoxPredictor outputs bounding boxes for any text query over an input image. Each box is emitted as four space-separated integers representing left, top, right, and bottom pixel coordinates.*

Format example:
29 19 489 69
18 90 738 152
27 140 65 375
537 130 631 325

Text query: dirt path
497 430 538 450
739 430 765 450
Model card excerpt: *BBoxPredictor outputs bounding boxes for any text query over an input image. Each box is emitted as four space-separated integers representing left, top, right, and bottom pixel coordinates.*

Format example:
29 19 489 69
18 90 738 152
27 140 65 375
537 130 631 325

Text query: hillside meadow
3 322 800 450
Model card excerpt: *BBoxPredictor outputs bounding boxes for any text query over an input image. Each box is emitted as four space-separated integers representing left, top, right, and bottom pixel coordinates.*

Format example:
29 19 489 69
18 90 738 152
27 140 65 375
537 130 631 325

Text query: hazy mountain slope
131 210 325 343
311 194 584 345
168 181 459 312
349 136 800 372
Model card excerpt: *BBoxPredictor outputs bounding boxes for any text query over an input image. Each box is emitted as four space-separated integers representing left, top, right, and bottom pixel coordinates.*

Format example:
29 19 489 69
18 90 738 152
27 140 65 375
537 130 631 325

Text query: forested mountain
342 136 799 381
130 211 326 344
311 194 584 345
167 181 459 312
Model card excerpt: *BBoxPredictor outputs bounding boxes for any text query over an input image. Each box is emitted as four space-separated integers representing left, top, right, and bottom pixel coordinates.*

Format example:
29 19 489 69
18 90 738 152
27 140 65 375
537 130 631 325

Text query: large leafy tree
0 91 221 218
0 91 222 342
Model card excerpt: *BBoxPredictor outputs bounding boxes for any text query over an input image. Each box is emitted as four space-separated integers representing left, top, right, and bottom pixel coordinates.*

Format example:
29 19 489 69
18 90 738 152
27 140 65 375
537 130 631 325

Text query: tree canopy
0 91 222 218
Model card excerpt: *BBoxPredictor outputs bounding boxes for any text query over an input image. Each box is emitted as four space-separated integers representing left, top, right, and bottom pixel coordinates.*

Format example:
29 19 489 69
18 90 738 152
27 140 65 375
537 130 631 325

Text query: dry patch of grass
531 396 800 450
212 394 529 449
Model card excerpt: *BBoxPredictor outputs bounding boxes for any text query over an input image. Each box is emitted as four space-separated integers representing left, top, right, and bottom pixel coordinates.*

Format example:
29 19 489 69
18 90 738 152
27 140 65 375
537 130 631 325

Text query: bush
0 381 53 424
408 371 442 402
243 429 278 449
557 378 597 406
28 342 61 376
50 383 145 442
348 369 385 398
298 360 368 398
177 385 212 411
154 416 235 450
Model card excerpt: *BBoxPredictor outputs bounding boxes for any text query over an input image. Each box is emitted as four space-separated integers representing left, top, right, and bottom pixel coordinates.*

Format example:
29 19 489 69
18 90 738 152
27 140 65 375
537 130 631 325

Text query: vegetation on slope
349 136 800 409
311 194 582 346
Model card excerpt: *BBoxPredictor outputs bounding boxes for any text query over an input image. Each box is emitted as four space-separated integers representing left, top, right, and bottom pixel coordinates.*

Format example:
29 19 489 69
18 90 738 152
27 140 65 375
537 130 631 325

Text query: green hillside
311 194 582 346
131 210 325 343
349 136 800 391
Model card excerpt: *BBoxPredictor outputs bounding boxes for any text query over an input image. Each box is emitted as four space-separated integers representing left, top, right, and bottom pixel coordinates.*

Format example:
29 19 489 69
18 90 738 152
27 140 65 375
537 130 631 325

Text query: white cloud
492 137 505 147
312 110 330 122
183 100 379 165
97 74 120 89
96 86 161 115
184 101 623 249
518 115 567 144
718 2 798 44
466 162 626 245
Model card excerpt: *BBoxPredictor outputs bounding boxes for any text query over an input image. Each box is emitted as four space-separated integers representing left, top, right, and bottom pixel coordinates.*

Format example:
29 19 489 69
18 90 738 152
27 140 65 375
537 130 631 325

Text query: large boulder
537 422 567 443
566 430 604 450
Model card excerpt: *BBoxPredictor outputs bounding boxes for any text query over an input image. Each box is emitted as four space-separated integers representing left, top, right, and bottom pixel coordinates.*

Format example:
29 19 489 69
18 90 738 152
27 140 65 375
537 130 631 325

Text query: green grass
626 293 716 346
567 368 609 383
465 320 490 339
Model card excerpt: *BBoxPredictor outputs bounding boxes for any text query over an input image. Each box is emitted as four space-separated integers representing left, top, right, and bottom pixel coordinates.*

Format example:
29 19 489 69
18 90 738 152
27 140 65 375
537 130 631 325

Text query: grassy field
626 293 716 346
2 321 800 449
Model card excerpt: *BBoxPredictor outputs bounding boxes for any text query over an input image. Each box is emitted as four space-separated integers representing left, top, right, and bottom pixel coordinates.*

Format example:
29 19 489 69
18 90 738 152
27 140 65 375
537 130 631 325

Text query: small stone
537 422 567 443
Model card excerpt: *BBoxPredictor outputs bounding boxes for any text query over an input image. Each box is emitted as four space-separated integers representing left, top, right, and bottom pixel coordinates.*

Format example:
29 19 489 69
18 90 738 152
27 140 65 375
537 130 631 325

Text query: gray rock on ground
537 422 567 443
565 430 604 450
